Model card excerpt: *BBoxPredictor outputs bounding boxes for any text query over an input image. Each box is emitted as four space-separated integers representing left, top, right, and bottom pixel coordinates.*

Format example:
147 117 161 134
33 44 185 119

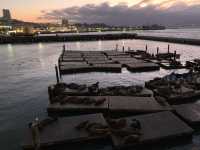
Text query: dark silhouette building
2 9 11 20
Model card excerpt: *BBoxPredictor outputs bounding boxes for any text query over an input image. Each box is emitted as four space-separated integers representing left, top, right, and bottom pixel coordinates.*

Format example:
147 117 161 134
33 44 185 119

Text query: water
136 28 200 39
40 28 200 40
1 38 200 150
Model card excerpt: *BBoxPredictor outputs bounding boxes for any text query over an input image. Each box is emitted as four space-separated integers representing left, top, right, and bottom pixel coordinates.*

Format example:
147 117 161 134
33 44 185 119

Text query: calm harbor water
1 37 200 149
41 28 200 40
136 28 200 39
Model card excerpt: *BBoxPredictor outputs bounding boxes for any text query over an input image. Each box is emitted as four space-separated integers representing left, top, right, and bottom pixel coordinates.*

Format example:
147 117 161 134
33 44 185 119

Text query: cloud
39 2 200 26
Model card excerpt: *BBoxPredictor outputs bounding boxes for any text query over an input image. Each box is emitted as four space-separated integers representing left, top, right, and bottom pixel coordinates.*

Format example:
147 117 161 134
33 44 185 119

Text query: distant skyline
1 0 200 26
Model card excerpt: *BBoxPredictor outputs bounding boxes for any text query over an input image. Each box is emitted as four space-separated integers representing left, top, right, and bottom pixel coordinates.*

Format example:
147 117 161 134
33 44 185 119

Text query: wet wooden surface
22 113 108 150
173 103 200 126
109 96 170 114
126 62 160 72
111 111 194 149
48 96 109 114
59 50 161 74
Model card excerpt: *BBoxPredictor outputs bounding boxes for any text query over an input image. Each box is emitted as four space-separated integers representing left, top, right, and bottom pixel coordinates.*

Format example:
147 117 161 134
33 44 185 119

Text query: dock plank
109 96 170 115
60 64 92 74
173 103 200 127
126 62 160 72
110 111 194 149
47 96 109 115
92 64 122 72
22 114 109 150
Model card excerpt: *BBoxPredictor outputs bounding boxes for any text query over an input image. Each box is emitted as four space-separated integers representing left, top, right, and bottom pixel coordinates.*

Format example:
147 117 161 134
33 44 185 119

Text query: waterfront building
2 9 11 20
62 19 69 27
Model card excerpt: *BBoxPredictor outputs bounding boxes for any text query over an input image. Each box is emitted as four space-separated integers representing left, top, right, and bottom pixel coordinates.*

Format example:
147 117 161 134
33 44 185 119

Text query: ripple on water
0 39 200 150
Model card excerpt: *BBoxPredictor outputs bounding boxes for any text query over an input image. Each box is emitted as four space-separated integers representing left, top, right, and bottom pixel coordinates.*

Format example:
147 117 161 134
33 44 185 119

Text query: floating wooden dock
125 62 160 72
99 86 153 97
48 83 154 101
47 96 170 117
145 72 200 104
108 96 171 116
58 50 160 75
22 113 109 150
173 103 200 128
110 111 194 149
47 96 109 116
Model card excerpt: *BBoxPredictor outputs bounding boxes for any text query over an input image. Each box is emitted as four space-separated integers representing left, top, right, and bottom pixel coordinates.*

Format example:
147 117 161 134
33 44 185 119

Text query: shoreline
1 33 200 46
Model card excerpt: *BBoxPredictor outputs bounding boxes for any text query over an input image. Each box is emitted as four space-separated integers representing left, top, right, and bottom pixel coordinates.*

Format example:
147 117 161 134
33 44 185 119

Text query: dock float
145 72 200 104
47 96 170 117
99 85 153 97
58 50 160 75
109 111 194 149
48 83 154 102
125 62 160 72
47 96 109 116
22 113 109 150
173 103 200 128
108 96 171 117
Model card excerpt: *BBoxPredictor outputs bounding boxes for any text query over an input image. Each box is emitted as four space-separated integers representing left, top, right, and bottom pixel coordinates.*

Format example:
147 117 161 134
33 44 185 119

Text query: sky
1 0 200 26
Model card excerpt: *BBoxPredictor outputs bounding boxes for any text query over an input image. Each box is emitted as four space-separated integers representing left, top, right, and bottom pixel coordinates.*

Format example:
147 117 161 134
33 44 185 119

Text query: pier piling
31 118 40 150
168 44 170 53
122 46 125 52
55 65 60 84
63 44 66 52
146 44 148 52
115 44 118 51
157 47 159 55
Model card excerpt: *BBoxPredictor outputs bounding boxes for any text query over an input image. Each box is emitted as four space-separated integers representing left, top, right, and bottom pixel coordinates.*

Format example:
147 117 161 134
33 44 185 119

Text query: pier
58 49 160 75
1 33 200 46
0 33 137 44
135 35 200 46
21 45 200 150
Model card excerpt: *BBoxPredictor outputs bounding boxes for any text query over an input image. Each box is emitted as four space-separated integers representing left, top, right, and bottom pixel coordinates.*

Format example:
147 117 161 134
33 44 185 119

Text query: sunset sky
1 0 200 25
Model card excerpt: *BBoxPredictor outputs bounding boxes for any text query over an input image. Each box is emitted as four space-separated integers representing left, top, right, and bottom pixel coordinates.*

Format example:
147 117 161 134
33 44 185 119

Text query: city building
2 9 11 20
62 19 69 27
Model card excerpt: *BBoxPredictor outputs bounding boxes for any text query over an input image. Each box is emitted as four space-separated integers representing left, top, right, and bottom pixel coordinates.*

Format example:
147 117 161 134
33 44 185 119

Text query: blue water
1 38 200 150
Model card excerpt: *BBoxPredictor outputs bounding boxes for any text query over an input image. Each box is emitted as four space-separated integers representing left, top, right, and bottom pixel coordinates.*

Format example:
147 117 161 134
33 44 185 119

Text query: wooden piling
115 44 118 51
63 44 66 52
31 118 40 150
122 46 125 52
55 65 60 84
157 47 159 55
174 51 176 61
145 44 148 52
168 44 170 53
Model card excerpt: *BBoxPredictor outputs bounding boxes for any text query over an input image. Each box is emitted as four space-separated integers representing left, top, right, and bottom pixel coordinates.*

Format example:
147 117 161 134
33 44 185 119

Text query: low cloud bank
39 2 200 26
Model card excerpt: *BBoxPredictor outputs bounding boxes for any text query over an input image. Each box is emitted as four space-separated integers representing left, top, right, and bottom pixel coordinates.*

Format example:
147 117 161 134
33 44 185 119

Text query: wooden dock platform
173 103 200 127
47 96 109 116
126 62 160 72
110 111 194 149
108 96 171 116
48 83 154 100
22 113 109 150
145 72 200 104
47 95 170 117
58 50 160 75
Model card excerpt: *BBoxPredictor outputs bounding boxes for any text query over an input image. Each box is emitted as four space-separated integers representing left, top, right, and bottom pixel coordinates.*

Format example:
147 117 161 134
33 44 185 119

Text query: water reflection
7 44 15 59
98 40 102 50
76 42 80 50
38 43 44 50
1 40 200 150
